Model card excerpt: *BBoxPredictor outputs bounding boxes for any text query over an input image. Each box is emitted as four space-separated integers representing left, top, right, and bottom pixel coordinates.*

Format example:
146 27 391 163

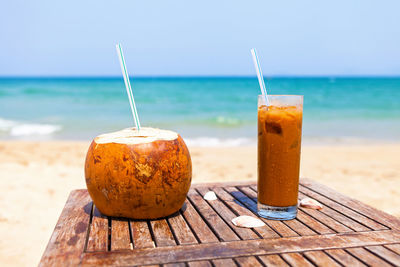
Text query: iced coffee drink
257 95 303 220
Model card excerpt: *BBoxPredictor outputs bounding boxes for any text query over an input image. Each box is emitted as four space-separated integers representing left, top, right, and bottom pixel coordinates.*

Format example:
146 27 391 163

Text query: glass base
257 202 297 220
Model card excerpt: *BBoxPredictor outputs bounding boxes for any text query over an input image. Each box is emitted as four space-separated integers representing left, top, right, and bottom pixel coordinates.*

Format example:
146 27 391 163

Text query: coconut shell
85 128 192 219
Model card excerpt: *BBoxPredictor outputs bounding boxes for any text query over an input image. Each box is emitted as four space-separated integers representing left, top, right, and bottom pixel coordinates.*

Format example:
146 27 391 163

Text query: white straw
250 48 269 105
116 44 141 130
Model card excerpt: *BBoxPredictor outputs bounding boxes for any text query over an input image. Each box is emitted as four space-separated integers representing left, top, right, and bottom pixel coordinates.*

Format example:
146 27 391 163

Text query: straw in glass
116 44 141 130
251 48 269 105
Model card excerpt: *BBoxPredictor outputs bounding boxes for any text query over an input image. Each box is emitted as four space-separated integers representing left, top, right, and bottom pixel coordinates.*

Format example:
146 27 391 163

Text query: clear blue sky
1 0 400 76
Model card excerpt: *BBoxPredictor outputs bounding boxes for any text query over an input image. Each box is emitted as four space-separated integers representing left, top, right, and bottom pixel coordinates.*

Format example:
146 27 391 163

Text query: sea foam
0 118 62 137
185 137 254 147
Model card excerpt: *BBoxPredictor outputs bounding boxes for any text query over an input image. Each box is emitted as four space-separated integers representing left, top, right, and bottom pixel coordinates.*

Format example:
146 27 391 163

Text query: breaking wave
0 117 62 137
185 137 254 147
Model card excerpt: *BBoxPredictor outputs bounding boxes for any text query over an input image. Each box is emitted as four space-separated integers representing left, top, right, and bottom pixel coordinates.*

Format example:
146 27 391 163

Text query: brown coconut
84 127 192 219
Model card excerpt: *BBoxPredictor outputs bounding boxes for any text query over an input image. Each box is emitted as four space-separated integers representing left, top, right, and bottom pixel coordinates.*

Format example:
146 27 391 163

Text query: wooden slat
258 254 289 266
238 187 317 236
168 212 198 245
249 185 258 193
110 218 131 251
81 230 400 266
280 253 314 267
39 190 92 266
297 193 353 233
385 243 400 254
238 186 315 237
225 186 298 237
234 256 263 266
301 178 400 229
196 187 259 240
187 260 212 267
296 209 335 235
233 186 258 204
187 189 239 242
164 263 186 267
346 247 392 267
301 183 388 230
251 182 392 232
212 187 279 239
303 250 341 266
283 218 317 236
300 185 386 231
265 220 300 238
86 206 109 252
130 220 154 248
150 219 176 247
197 186 265 267
181 199 218 243
249 184 322 238
325 249 367 266
365 245 400 265
298 192 370 232
249 185 257 192
212 259 237 267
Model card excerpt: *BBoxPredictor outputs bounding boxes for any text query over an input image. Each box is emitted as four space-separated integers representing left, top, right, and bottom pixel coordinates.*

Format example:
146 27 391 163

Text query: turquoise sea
0 77 399 145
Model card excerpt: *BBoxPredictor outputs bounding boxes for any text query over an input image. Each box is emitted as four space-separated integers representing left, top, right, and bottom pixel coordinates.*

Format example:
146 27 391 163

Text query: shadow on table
82 201 186 221
230 190 258 213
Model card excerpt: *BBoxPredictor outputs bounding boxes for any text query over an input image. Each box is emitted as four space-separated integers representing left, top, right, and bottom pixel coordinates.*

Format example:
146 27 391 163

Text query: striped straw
116 44 141 131
250 48 269 105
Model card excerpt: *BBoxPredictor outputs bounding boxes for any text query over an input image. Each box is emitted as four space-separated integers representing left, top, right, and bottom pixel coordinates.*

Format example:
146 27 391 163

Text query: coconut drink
84 44 192 219
85 127 192 219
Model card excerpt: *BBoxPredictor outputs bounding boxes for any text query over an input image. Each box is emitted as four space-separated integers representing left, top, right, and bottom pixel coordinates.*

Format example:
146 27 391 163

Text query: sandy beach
0 141 399 266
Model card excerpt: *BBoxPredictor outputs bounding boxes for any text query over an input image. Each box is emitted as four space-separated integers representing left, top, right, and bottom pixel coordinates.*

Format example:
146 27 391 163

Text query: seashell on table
231 215 266 228
300 198 323 210
203 191 217 201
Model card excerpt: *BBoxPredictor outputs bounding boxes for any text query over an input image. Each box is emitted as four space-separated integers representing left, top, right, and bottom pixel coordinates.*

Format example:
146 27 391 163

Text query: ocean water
0 77 399 146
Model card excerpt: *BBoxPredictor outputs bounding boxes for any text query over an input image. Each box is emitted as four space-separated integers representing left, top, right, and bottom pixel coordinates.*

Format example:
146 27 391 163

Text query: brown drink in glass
257 95 303 220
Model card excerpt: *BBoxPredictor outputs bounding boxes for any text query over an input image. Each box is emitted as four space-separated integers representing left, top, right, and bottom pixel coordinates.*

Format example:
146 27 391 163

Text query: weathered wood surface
303 250 341 266
234 256 263 266
300 185 387 231
346 247 393 266
86 206 108 252
211 186 279 238
280 253 314 267
187 260 212 267
167 211 197 245
80 230 400 265
301 178 400 229
365 245 400 266
196 187 259 240
298 191 369 232
40 180 400 266
187 188 239 242
130 220 154 248
39 190 92 266
325 248 367 266
258 254 289 266
150 219 176 247
110 218 130 251
226 186 299 237
180 199 218 244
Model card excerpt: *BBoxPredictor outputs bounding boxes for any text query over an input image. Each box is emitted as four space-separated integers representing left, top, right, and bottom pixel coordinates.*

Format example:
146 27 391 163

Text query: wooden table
39 178 400 266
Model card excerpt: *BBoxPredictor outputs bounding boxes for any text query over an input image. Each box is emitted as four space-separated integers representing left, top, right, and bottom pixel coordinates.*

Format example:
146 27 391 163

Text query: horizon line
1 74 400 79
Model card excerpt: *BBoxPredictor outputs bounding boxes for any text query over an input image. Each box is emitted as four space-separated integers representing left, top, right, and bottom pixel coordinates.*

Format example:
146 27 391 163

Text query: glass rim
258 94 303 97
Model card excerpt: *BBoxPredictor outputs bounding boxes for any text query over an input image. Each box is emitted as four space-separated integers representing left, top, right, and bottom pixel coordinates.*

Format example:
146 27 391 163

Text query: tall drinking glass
257 95 303 220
